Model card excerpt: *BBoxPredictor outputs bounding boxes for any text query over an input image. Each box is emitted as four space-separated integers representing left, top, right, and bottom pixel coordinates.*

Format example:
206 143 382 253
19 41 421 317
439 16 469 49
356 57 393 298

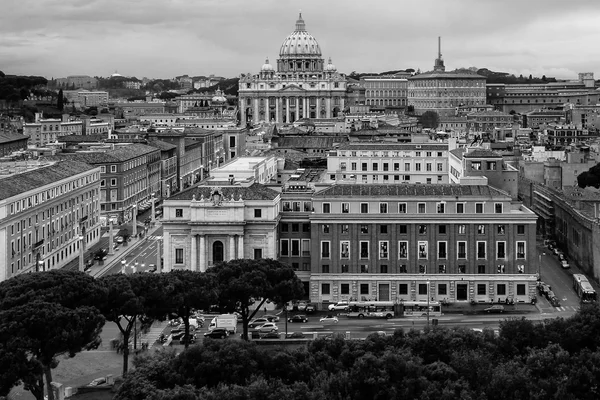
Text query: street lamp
132 204 137 237
426 279 430 327
133 261 138 274
151 193 156 223
121 260 126 274
78 235 85 272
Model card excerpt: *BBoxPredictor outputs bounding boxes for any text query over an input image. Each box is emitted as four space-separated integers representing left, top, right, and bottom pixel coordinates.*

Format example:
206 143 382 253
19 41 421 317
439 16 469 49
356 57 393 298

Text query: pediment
279 84 307 92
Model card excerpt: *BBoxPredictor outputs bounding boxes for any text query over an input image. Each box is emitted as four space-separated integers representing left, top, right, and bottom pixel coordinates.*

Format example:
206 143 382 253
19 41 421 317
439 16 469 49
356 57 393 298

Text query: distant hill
477 68 557 84
188 77 239 97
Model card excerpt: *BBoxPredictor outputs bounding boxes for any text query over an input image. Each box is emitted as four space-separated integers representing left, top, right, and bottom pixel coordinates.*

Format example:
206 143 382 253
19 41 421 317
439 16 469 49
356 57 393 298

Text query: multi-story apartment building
308 184 538 305
278 178 317 294
449 147 519 199
161 183 281 272
148 140 178 199
360 74 409 108
23 114 83 147
545 124 598 146
408 38 486 117
209 156 277 184
63 90 109 108
567 104 600 131
521 109 565 129
326 142 450 184
238 14 347 124
0 160 101 281
466 110 514 133
55 144 161 224
81 116 111 135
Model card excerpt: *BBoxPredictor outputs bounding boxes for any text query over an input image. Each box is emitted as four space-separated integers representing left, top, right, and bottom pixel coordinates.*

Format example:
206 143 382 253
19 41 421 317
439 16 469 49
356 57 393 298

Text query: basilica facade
238 14 348 125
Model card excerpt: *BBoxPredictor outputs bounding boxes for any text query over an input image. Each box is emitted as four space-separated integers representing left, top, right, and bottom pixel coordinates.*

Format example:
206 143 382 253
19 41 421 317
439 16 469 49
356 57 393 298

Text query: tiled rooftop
0 160 97 200
148 140 177 151
0 132 29 143
277 136 347 149
314 184 508 199
170 183 280 201
48 143 159 164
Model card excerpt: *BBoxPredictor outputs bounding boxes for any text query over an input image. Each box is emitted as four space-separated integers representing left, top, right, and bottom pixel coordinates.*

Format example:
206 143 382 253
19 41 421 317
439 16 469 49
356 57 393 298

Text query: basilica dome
279 13 322 58
261 58 274 71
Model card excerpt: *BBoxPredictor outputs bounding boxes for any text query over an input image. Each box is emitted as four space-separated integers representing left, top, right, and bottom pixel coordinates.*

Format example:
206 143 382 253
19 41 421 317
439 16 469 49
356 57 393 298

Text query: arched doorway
213 241 224 264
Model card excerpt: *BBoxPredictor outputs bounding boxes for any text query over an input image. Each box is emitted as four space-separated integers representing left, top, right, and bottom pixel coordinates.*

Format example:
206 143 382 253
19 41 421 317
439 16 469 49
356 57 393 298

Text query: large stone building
408 38 486 117
238 13 347 125
487 73 600 114
0 160 101 281
161 183 281 271
23 114 83 147
360 74 409 108
326 142 450 184
308 184 538 304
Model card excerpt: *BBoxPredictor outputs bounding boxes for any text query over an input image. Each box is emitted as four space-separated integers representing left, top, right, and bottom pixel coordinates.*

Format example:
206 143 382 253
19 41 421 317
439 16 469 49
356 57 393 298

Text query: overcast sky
1 0 599 80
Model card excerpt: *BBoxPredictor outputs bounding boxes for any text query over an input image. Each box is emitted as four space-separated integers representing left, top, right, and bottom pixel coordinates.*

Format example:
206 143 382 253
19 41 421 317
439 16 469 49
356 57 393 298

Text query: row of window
174 208 264 218
320 223 520 235
321 201 503 214
9 176 98 215
335 174 444 183
320 282 527 297
320 240 527 260
320 263 523 274
280 239 311 257
340 161 444 172
337 150 444 158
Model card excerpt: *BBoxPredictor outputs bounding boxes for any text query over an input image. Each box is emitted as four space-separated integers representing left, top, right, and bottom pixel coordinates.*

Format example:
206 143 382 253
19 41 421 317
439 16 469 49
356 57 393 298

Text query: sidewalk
89 222 162 278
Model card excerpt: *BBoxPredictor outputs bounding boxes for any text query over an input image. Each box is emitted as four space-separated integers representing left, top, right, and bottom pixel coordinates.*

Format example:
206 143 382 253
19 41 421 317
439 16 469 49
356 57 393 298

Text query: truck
208 314 238 334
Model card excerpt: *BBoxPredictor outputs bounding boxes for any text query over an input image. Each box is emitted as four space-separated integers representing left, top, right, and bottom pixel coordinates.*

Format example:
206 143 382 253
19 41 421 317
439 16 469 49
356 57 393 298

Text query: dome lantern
261 57 274 71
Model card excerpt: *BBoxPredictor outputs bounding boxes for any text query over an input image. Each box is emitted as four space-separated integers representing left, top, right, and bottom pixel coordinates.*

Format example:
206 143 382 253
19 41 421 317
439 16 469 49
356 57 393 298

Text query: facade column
254 98 259 125
285 97 290 123
326 98 331 118
199 235 206 272
275 97 280 123
190 234 197 271
238 235 244 259
304 97 309 118
229 235 236 260
163 231 171 272
316 97 320 118
240 98 246 124
296 97 300 121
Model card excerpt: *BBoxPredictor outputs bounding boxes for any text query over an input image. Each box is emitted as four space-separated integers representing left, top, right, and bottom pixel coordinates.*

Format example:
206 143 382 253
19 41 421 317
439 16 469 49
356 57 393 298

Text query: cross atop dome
295 11 306 31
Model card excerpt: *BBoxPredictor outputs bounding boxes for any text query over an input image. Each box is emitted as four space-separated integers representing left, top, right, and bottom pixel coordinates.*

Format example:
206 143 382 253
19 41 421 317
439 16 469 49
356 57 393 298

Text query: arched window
213 241 224 263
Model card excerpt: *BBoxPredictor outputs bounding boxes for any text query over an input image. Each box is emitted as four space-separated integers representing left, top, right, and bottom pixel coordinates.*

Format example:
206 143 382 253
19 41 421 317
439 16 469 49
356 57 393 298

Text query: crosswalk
140 321 168 347
146 235 163 241
554 305 579 312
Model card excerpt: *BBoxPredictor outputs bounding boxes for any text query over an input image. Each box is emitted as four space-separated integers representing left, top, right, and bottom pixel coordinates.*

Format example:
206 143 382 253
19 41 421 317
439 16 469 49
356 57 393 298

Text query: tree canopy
420 110 440 129
577 162 600 189
0 271 105 400
116 304 600 400
207 259 304 340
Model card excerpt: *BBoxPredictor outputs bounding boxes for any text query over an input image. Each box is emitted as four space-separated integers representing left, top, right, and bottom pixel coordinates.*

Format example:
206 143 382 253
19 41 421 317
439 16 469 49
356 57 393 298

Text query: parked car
248 318 270 328
87 377 107 387
254 322 278 333
261 331 281 339
484 305 505 313
148 264 157 273
561 259 570 269
114 236 124 244
262 314 280 322
297 301 308 311
204 327 229 339
328 301 349 311
285 332 306 339
288 315 308 323
320 315 339 324
305 304 316 314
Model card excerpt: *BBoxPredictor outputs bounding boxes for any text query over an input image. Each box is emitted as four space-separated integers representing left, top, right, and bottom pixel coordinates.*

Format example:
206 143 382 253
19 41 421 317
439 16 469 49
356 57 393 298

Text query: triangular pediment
279 84 307 92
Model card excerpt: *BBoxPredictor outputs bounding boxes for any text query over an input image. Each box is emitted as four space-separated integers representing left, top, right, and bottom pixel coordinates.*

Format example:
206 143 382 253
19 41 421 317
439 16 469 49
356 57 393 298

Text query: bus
573 274 597 303
400 301 443 317
346 301 396 319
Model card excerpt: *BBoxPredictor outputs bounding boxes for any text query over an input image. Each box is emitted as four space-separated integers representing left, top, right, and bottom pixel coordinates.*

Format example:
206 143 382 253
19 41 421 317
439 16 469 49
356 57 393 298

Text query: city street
536 241 582 315
104 226 163 275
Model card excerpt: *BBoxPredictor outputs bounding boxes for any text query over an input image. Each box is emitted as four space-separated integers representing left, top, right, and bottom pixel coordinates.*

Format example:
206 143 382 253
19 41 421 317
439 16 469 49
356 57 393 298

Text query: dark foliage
117 305 600 400
577 162 600 189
